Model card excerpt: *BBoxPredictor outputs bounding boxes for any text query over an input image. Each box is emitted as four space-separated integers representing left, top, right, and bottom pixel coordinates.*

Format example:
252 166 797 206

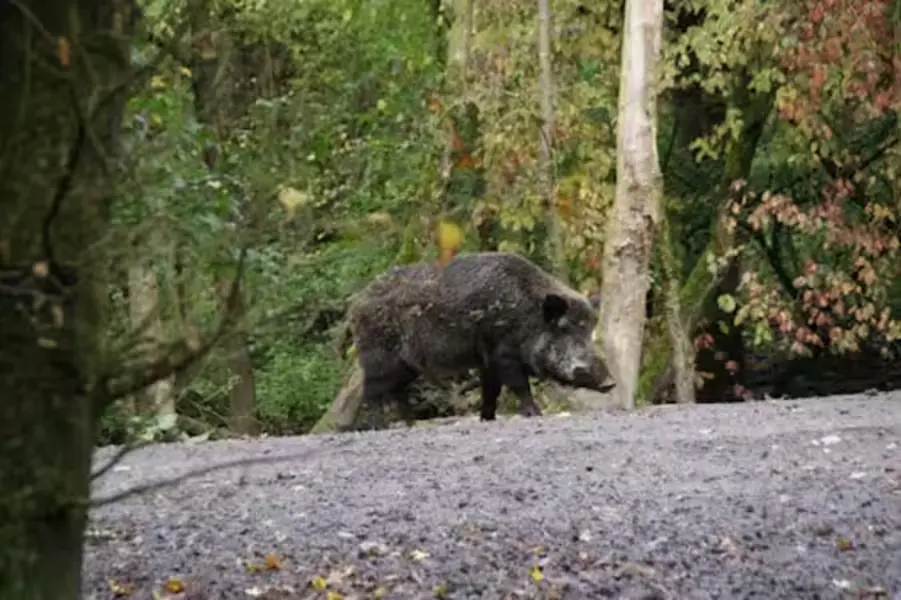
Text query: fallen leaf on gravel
326 565 355 585
835 536 854 551
409 548 430 561
310 576 327 590
326 592 343 600
833 578 852 590
107 578 133 597
433 581 449 597
530 565 544 583
163 577 185 593
263 552 282 570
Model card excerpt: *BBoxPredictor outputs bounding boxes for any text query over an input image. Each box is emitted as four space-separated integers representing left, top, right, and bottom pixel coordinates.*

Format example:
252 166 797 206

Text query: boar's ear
587 293 601 310
542 293 569 324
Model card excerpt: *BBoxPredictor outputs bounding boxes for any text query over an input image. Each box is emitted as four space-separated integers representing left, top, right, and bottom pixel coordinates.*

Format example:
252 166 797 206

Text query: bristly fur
348 251 614 426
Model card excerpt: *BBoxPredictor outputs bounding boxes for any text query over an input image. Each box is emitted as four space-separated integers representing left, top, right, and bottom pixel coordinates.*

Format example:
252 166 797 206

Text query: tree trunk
0 0 136 596
187 0 259 433
127 258 176 426
637 88 773 403
658 209 696 403
599 0 665 410
536 0 566 278
218 279 258 435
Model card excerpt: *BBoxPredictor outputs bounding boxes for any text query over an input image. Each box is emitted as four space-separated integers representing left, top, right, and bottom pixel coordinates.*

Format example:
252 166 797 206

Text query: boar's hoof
517 403 542 417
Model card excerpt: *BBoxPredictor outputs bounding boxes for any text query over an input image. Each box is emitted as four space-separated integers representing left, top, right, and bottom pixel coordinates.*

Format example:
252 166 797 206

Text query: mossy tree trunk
0 0 136 596
187 0 260 435
637 84 773 404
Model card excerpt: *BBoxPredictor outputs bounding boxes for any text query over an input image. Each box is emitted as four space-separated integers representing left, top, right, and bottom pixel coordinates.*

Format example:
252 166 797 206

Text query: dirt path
84 394 901 599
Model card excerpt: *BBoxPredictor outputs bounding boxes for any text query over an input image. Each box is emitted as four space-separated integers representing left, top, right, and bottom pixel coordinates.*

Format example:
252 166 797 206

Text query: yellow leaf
410 548 430 562
326 592 343 600
310 576 327 590
179 66 192 77
107 579 134 597
530 565 544 583
244 561 262 573
277 186 311 220
150 75 166 90
163 577 185 593
435 220 464 266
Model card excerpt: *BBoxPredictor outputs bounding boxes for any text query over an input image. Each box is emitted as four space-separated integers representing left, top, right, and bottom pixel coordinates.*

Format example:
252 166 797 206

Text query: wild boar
347 251 615 425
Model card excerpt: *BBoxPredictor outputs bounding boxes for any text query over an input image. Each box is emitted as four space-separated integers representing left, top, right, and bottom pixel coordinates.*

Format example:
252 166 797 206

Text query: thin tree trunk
537 0 565 278
658 211 696 403
0 0 137 596
218 278 258 434
187 0 259 433
599 0 664 410
127 256 176 425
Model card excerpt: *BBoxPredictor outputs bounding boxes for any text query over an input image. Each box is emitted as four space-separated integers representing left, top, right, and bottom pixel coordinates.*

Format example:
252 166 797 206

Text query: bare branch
99 246 248 405
88 447 329 508
90 438 155 481
41 87 87 270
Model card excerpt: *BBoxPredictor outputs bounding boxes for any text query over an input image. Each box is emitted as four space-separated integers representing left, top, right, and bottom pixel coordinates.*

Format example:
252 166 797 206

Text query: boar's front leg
361 364 418 428
496 356 542 417
478 365 502 421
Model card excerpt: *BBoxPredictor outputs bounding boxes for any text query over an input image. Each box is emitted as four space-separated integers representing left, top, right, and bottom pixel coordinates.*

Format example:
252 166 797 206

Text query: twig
89 448 323 508
90 438 155 481
98 246 247 406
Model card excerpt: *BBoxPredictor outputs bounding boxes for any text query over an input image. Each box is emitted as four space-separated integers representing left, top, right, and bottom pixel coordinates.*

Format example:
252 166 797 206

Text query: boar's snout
572 360 616 393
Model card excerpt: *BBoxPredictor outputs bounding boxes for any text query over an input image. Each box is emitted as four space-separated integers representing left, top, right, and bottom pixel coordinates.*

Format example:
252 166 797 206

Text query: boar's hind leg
496 357 542 418
478 365 502 421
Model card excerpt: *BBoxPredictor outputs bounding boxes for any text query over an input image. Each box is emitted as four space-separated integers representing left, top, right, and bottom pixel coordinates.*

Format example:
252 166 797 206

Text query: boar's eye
542 293 569 324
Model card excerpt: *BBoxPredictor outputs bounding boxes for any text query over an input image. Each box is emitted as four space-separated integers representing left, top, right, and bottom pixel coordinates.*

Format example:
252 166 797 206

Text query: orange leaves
163 577 185 593
245 551 284 573
426 93 443 115
57 37 71 66
776 0 901 126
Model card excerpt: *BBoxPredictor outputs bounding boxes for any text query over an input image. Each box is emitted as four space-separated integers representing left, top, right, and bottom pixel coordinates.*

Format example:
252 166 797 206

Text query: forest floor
84 393 901 600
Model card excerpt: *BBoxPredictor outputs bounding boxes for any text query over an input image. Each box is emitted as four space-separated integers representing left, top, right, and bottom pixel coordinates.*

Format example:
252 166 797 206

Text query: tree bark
187 0 259 433
536 0 565 278
599 0 664 410
637 88 773 403
658 209 696 403
218 278 258 434
0 0 136 596
127 256 176 426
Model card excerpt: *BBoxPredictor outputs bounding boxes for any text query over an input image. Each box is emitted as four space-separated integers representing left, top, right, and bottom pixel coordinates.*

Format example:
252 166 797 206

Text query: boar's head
524 292 614 392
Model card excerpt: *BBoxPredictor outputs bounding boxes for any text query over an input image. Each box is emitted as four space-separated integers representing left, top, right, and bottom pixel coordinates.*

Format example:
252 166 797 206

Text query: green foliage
102 0 901 439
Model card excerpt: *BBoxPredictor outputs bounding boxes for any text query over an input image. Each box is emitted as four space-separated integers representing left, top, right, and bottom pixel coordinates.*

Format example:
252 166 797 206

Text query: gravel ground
84 393 901 600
